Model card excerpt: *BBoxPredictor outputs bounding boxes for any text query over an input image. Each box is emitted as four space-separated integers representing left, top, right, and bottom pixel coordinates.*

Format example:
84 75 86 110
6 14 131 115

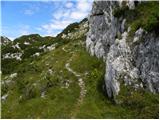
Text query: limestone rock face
132 32 159 93
86 0 159 98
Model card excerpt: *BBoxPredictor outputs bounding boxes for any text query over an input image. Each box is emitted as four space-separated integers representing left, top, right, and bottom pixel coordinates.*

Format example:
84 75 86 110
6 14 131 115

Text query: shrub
1 84 9 96
116 84 159 118
113 1 159 35
18 84 38 104
113 6 129 18
57 22 79 38
2 59 20 74
22 47 43 59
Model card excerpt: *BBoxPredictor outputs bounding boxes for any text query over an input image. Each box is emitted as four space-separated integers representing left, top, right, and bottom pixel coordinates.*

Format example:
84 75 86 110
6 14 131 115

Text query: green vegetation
1 17 158 118
1 34 57 74
113 1 159 35
130 2 158 35
57 22 79 38
116 84 159 118
1 58 21 74
1 36 11 46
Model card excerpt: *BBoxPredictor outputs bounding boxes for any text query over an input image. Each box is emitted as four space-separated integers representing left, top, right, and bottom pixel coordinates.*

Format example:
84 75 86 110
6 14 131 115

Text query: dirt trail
62 46 86 118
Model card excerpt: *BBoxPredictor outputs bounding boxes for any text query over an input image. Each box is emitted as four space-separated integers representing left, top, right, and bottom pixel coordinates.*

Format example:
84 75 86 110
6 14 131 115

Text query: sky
1 0 93 40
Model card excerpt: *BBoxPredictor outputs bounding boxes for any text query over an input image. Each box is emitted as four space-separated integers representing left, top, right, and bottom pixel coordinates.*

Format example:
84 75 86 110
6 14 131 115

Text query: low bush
113 1 159 35
116 85 159 118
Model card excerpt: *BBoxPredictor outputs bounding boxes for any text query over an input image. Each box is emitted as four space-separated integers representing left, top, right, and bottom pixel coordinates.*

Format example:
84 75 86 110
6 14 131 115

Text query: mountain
1 36 11 46
1 1 159 119
1 34 57 74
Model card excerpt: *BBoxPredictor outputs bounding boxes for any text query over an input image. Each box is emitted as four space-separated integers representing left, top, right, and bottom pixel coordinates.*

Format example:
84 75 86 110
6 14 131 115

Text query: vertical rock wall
86 0 159 98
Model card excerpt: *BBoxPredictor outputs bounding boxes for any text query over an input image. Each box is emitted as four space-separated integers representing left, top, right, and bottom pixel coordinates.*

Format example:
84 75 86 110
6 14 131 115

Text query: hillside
1 36 11 46
1 1 159 119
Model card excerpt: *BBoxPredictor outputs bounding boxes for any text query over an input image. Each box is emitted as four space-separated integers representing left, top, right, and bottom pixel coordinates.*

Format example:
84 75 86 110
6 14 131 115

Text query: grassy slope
1 36 104 118
1 34 57 74
2 36 158 118
1 3 159 117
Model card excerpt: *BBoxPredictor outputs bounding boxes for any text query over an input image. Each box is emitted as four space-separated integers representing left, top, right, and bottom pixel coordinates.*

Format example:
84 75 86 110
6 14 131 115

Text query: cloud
70 11 87 20
7 36 14 41
1 25 31 40
39 0 93 36
65 2 73 8
24 4 40 15
52 10 70 20
41 20 73 35
2 1 93 39
71 0 92 19
77 0 91 12
24 9 34 15
20 30 29 35
19 25 30 35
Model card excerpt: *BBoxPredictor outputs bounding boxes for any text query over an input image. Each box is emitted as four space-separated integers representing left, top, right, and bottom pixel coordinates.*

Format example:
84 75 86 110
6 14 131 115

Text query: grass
113 1 159 37
116 84 159 118
2 35 159 118
1 17 159 118
1 43 80 118
130 2 158 35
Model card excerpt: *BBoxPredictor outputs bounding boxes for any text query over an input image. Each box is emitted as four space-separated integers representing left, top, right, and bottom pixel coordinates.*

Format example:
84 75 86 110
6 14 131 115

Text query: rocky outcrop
61 19 88 40
1 36 11 46
86 0 159 99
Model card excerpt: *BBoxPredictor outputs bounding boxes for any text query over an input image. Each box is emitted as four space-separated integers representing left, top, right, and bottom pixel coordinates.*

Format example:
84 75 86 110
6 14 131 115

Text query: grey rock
86 0 159 98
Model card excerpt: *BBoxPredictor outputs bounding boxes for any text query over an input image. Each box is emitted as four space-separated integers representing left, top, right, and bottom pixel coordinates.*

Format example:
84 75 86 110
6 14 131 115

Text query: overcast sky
1 0 93 40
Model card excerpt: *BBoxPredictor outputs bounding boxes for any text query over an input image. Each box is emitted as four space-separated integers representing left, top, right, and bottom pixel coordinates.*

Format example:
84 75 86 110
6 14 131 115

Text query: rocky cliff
86 1 159 99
